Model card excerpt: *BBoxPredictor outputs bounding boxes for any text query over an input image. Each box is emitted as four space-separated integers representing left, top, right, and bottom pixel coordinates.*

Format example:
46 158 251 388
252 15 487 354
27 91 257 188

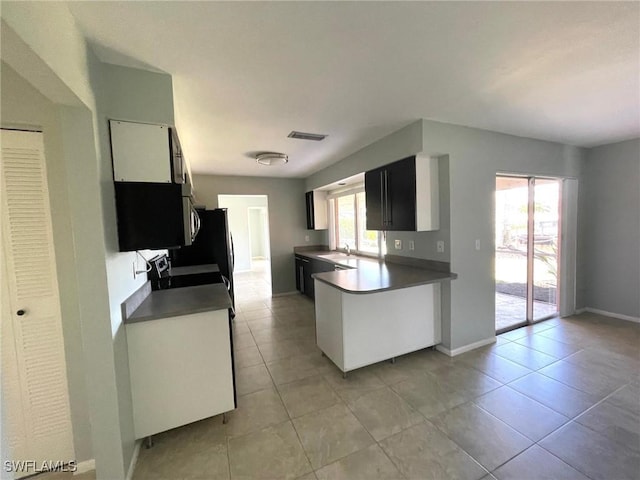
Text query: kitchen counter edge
125 283 232 324
295 250 457 294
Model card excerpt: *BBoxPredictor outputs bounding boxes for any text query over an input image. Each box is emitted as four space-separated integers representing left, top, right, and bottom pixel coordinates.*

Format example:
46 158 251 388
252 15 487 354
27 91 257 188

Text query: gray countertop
297 250 457 294
125 283 232 324
170 263 220 276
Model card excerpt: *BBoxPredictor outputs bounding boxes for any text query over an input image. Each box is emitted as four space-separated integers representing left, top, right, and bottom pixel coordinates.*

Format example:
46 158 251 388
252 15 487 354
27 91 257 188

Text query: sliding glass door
495 175 561 333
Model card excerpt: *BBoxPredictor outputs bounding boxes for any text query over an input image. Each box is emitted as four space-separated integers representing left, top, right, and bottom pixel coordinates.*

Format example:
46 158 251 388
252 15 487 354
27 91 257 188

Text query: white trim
582 307 640 323
271 291 300 298
574 308 587 315
74 459 95 475
326 183 365 199
436 337 496 357
125 440 142 480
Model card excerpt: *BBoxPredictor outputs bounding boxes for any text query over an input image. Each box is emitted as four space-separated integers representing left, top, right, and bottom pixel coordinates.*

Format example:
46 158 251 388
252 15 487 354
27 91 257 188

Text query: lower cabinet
295 255 310 297
126 309 235 439
295 255 334 300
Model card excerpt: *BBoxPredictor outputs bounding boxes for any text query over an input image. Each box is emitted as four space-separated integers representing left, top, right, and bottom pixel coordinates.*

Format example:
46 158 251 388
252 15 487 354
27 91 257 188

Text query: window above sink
327 187 386 257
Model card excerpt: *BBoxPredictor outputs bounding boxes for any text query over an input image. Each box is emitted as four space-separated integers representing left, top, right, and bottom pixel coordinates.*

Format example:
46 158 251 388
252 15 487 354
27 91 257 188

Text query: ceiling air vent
288 131 327 141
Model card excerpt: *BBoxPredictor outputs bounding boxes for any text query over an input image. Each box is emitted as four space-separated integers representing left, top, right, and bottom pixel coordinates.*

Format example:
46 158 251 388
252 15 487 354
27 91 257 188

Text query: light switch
305 235 310 242
409 240 415 251
394 239 402 250
437 240 445 253
475 239 481 250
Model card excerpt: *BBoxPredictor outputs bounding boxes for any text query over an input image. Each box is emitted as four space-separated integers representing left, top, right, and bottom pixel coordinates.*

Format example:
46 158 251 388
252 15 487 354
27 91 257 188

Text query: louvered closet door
1 129 74 475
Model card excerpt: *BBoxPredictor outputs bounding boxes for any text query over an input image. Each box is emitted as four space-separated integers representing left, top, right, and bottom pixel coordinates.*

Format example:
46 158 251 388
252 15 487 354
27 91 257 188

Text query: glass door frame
495 174 562 334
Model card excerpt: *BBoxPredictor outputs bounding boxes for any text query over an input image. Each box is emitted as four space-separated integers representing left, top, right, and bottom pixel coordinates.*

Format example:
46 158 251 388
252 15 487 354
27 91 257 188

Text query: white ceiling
67 1 640 178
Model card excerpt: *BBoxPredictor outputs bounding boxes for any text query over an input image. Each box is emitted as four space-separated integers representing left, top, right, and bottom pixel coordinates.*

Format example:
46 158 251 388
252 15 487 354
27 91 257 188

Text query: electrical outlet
409 240 415 251
305 235 310 242
437 240 445 253
394 239 402 250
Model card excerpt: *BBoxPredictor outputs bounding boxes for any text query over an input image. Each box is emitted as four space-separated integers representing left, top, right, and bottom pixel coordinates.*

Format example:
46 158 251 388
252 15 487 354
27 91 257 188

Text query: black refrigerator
169 208 235 311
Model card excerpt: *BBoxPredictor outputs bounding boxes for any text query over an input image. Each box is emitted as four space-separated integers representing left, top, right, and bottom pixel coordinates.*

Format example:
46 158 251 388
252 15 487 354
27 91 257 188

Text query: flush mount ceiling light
256 152 288 166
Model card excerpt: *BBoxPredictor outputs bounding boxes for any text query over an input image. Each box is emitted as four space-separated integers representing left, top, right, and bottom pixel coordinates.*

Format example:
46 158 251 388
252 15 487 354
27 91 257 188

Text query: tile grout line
262 312 316 477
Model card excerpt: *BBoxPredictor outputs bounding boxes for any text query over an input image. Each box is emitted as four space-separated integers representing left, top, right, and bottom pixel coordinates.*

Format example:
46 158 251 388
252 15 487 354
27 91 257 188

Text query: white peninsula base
315 280 441 373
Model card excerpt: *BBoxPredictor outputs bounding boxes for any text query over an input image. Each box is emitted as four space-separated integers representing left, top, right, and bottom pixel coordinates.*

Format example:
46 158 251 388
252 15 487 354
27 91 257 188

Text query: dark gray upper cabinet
365 154 439 232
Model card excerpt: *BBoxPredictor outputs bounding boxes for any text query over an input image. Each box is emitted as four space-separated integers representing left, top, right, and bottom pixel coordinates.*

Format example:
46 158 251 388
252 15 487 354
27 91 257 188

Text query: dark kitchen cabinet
295 255 310 297
365 154 440 232
365 156 416 231
295 255 305 292
115 182 188 251
305 190 328 230
295 255 334 300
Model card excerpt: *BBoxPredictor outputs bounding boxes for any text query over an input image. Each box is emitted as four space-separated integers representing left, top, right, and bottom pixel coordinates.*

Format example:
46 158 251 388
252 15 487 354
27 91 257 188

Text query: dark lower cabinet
295 255 334 300
295 256 303 292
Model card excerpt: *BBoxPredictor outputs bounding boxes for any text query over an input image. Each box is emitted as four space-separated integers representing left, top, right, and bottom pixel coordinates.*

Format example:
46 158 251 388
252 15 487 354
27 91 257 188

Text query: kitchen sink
317 253 352 260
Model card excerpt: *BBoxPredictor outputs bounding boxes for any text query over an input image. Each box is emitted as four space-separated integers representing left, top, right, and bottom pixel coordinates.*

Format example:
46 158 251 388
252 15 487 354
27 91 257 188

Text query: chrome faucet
345 243 351 255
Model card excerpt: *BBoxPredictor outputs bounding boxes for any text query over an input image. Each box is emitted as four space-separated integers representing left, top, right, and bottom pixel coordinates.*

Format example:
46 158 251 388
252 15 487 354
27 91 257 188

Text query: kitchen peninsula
295 250 456 376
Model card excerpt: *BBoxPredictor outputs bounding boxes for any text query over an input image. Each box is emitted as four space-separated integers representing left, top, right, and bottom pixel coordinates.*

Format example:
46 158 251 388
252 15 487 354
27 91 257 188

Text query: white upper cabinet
110 120 172 183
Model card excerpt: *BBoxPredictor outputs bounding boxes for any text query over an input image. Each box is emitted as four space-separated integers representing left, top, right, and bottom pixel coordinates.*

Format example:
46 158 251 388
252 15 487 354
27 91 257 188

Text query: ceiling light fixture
256 152 288 166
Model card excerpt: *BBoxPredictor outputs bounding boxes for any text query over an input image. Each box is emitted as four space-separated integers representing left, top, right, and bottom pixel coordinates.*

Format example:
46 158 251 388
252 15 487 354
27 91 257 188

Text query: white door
0 129 74 476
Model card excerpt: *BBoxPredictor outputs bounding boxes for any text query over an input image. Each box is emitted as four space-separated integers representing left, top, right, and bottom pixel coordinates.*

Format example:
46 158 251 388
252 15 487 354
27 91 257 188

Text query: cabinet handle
384 169 391 226
383 170 391 225
380 171 386 225
16 309 26 316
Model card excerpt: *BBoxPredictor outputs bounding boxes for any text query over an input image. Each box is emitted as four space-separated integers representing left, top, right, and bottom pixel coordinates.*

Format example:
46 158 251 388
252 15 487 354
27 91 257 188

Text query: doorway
495 175 561 333
218 195 272 299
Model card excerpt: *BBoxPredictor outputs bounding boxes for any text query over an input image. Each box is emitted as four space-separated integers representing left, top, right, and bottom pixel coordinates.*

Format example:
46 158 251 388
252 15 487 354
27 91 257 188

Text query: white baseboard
271 291 300 298
436 337 496 357
125 440 142 480
582 307 640 323
74 459 95 475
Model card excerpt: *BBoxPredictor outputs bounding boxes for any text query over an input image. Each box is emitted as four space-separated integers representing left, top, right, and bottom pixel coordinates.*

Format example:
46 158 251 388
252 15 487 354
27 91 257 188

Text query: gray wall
308 119 583 351
578 139 640 318
1 63 93 463
193 175 325 294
